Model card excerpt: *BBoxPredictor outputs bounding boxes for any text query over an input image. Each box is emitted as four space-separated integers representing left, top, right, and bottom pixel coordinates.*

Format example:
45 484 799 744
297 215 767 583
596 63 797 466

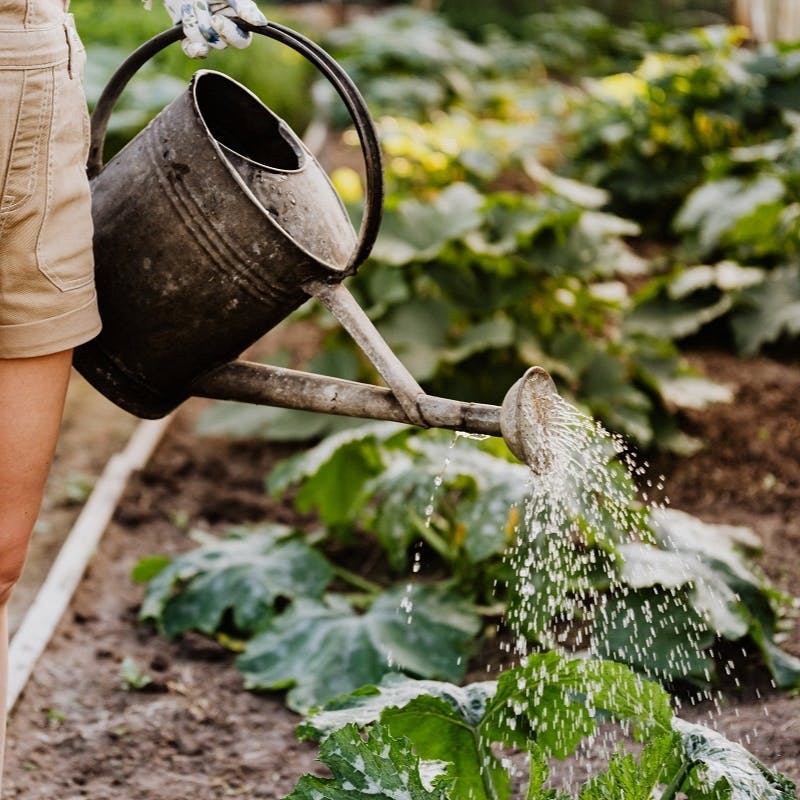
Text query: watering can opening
193 69 357 273
194 70 304 173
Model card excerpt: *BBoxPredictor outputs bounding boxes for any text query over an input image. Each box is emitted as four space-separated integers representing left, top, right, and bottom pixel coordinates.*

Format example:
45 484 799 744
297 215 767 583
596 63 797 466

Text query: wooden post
735 0 800 41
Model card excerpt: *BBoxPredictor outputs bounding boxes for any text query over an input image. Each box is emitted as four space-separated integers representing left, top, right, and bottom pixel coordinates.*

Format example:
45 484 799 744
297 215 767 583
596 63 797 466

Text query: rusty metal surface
193 360 503 436
74 22 560 473
75 70 357 418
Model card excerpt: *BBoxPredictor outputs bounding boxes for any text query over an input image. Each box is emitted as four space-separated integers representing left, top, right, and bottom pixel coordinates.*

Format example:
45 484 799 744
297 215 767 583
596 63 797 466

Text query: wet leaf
299 672 496 742
578 732 682 800
238 585 480 712
139 526 333 637
486 652 674 757
301 654 673 799
675 718 798 800
301 676 507 799
285 723 451 799
592 587 717 684
266 423 404 526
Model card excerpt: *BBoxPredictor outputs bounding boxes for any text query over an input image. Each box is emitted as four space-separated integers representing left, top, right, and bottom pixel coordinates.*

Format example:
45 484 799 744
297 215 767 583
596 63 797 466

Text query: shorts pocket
36 57 94 292
0 67 52 215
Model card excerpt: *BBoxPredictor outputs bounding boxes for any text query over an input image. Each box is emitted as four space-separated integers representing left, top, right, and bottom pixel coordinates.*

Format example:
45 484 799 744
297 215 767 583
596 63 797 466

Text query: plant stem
475 602 507 617
410 513 455 562
333 566 383 595
659 759 692 800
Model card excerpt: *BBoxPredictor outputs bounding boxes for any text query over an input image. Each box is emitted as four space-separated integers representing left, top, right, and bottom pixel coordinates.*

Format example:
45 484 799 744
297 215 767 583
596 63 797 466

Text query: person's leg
0 350 73 792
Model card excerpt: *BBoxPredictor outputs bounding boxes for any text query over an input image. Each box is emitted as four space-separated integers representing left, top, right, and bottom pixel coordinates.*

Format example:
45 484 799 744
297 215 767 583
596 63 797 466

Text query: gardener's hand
154 1 269 59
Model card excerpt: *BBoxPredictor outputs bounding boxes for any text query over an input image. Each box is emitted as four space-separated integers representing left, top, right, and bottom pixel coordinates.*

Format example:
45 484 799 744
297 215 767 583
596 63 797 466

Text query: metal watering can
74 20 558 472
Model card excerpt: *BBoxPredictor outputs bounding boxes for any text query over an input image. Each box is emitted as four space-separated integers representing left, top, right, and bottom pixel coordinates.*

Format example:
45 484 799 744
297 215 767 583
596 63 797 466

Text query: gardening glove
145 1 268 59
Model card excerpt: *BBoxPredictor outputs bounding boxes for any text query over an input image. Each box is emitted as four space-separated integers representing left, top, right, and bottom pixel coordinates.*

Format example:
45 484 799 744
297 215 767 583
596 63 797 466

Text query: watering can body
75 69 356 418
73 22 559 471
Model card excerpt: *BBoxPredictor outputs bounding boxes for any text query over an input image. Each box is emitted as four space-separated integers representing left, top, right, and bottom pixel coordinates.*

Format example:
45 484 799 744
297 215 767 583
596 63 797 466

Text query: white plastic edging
7 414 173 712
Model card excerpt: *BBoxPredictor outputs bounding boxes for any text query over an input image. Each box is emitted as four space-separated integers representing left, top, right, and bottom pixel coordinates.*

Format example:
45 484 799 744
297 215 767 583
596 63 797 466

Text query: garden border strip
6 415 174 712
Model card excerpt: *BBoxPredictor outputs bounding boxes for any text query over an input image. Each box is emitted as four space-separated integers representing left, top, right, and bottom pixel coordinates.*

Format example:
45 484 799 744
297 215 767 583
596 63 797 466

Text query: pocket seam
35 63 94 293
0 67 52 215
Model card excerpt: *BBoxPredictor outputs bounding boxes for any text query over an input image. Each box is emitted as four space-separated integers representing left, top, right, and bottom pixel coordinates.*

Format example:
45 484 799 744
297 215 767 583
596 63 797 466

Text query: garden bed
4 348 799 798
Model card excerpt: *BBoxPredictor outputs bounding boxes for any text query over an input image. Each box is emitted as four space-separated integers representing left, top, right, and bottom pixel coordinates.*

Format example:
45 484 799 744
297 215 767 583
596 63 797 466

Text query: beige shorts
0 13 101 359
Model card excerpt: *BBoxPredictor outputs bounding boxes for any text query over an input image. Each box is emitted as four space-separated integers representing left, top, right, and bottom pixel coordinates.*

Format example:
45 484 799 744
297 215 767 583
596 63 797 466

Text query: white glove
155 1 268 59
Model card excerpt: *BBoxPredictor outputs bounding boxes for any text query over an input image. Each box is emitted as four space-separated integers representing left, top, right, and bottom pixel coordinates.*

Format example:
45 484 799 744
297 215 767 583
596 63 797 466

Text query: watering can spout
192 362 559 475
193 279 560 474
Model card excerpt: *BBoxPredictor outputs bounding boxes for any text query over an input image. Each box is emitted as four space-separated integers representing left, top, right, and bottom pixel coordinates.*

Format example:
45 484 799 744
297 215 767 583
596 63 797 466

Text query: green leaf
301 657 674 800
299 673 496 741
382 695 511 800
285 723 451 800
301 674 506 800
238 585 481 712
376 298 452 381
617 540 749 641
648 508 787 644
625 292 733 340
670 263 765 297
131 555 171 583
578 732 682 800
119 657 153 691
266 423 403 526
674 718 798 800
591 586 717 684
360 452 443 571
731 264 800 355
579 351 654 444
196 403 362 442
675 176 786 257
654 374 733 411
138 526 333 637
523 157 610 209
372 183 484 265
441 316 515 365
749 618 800 690
526 746 569 800
460 484 524 563
485 653 673 758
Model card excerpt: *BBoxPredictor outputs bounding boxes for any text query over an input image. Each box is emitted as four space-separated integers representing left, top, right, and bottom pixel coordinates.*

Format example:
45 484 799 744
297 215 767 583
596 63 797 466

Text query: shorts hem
0 292 102 358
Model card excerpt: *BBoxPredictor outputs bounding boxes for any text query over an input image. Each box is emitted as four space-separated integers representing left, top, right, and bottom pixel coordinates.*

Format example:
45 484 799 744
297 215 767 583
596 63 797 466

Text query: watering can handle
86 21 383 271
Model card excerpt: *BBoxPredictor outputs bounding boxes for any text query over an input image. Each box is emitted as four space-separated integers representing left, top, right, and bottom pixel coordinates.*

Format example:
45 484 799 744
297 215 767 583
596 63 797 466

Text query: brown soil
4 349 800 798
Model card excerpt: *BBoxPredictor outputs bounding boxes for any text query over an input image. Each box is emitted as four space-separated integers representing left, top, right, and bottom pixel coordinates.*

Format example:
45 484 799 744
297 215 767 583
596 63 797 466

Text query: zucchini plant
135 424 800 712
286 653 797 799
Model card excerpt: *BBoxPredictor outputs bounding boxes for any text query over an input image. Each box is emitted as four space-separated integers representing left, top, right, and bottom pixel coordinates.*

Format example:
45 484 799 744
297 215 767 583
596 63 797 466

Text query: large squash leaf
731 264 800 355
649 508 800 689
300 674 506 800
285 723 452 800
291 654 796 800
485 652 673 758
299 672 496 741
371 182 484 265
674 176 786 258
675 718 798 800
237 584 480 712
591 586 717 684
137 525 333 637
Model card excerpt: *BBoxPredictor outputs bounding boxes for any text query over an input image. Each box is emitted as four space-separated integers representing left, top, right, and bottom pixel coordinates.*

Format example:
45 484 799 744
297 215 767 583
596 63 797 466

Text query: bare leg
0 350 72 795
